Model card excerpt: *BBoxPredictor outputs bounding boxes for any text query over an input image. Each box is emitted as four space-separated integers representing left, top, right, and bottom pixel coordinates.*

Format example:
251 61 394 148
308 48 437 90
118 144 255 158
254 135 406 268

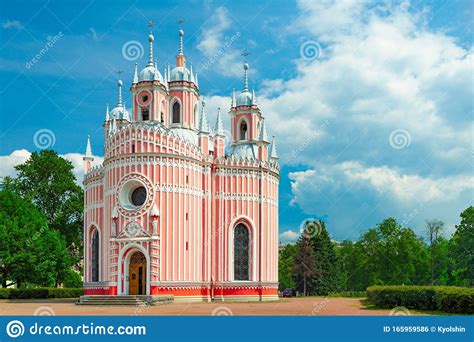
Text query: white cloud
2 20 22 30
197 7 242 77
0 149 31 179
186 1 472 240
279 230 299 242
0 150 103 185
288 163 473 238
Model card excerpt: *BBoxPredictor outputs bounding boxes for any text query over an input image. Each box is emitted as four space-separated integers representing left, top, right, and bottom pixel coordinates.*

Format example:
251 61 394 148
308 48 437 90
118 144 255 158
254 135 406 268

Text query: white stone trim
117 243 151 295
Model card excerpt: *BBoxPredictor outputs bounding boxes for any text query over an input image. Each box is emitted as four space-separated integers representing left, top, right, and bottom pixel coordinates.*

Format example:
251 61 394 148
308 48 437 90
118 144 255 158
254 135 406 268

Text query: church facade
82 26 280 302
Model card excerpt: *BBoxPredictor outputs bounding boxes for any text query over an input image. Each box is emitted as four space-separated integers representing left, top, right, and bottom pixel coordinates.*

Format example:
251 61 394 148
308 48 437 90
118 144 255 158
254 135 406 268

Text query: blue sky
1 0 472 242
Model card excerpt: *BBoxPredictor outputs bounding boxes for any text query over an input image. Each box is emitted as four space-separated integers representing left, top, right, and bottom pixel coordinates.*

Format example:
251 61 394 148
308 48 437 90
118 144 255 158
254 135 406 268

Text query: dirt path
0 297 424 316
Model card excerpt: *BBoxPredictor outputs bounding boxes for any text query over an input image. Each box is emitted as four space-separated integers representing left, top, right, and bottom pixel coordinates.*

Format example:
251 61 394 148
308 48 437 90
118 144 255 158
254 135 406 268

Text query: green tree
450 206 474 286
310 220 340 295
425 219 445 284
4 150 84 265
278 244 297 290
293 233 317 296
0 189 70 287
356 218 430 289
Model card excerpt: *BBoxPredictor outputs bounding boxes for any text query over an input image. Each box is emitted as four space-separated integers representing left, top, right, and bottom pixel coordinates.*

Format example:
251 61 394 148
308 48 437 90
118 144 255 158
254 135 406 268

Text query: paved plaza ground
0 297 426 316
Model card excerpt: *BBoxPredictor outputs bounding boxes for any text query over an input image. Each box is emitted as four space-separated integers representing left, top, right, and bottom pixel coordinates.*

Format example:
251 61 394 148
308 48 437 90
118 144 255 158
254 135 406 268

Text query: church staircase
77 295 174 306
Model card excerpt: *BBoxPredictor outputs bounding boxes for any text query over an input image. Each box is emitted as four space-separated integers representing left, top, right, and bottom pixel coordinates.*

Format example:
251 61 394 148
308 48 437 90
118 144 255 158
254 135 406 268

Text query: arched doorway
128 251 147 295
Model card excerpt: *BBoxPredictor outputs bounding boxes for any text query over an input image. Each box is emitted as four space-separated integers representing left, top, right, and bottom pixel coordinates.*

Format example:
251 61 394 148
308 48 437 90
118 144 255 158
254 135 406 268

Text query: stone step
77 295 174 306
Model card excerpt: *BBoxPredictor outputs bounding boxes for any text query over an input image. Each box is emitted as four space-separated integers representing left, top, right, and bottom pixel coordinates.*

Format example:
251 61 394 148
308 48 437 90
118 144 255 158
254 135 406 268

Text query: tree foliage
278 244 296 290
280 209 473 294
3 150 84 265
0 189 70 287
450 206 474 286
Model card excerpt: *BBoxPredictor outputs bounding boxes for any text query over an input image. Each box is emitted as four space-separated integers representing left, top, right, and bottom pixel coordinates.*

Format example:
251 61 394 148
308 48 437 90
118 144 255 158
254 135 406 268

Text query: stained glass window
91 230 99 282
234 223 250 280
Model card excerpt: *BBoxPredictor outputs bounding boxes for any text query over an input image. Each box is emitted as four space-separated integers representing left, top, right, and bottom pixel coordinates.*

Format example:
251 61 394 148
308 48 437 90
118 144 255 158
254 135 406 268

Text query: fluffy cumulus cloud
279 230 299 243
204 1 472 238
0 150 103 185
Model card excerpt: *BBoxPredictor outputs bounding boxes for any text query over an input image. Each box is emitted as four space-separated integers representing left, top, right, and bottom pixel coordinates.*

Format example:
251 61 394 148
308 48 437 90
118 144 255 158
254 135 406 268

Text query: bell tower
131 21 168 125
229 52 263 145
168 18 200 130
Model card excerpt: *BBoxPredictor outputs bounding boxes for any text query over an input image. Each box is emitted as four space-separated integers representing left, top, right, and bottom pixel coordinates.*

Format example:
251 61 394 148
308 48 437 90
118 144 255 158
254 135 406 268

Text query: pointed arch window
91 229 99 282
240 121 248 140
234 223 250 280
172 102 181 124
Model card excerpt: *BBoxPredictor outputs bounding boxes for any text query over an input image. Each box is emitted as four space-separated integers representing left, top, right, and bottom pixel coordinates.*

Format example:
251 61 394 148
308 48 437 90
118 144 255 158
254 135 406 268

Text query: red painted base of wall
84 286 277 299
84 286 117 295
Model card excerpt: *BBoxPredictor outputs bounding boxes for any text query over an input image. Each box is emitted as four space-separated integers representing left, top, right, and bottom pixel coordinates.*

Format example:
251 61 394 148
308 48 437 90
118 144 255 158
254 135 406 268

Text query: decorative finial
116 70 123 106
241 49 250 92
105 103 110 121
178 17 184 55
147 20 155 66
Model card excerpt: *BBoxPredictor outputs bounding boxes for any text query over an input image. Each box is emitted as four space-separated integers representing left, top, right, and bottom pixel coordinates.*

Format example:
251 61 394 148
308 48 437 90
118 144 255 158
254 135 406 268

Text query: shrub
367 285 474 314
0 288 83 299
0 288 9 299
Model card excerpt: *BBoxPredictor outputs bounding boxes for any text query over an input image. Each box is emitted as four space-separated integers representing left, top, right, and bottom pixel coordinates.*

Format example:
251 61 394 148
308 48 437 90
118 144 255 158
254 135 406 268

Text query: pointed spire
189 64 194 82
231 89 236 107
85 135 92 157
243 62 249 91
241 49 250 92
252 88 257 105
147 20 155 67
133 63 138 84
259 119 269 143
215 107 225 136
194 72 199 87
105 103 110 121
153 60 160 81
178 28 184 55
163 67 168 84
269 135 279 160
198 100 210 133
122 102 130 121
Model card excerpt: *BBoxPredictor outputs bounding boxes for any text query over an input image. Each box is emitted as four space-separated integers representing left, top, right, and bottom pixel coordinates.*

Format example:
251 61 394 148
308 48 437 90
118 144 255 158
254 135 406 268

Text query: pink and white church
82 26 280 302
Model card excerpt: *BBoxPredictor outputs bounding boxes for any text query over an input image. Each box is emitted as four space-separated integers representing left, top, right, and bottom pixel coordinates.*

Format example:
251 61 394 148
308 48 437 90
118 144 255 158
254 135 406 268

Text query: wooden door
129 251 146 295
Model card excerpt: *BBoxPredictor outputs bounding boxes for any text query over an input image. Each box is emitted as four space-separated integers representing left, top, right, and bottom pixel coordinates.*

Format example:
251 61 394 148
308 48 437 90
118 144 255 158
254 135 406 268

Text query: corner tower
131 21 168 125
168 22 200 130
